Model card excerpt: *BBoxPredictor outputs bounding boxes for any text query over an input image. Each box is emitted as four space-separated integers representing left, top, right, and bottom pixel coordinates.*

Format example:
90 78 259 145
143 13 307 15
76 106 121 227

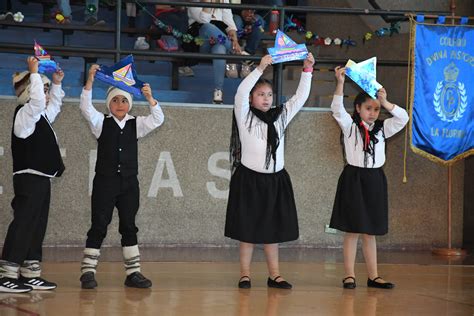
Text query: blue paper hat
345 57 382 99
34 41 59 74
267 30 308 64
95 55 144 97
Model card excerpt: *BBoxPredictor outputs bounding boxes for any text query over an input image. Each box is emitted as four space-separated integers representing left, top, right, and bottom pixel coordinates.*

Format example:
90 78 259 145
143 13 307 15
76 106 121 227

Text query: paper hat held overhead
345 57 383 99
267 30 308 64
34 41 59 74
95 55 144 97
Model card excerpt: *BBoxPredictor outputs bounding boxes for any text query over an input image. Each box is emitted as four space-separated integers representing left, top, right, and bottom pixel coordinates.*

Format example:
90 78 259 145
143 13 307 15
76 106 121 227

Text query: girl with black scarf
329 66 409 290
225 53 314 289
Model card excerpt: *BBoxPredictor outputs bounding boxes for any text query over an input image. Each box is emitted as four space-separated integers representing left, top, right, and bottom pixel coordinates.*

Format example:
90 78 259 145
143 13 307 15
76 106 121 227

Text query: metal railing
0 0 450 103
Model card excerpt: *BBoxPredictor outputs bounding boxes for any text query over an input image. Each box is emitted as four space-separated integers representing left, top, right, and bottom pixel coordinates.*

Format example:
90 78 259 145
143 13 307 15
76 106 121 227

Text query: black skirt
329 164 388 235
225 164 299 244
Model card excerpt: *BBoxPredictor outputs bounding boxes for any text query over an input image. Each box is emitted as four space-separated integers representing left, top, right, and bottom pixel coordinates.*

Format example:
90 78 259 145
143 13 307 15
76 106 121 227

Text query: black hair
250 78 272 94
341 92 385 167
352 91 372 121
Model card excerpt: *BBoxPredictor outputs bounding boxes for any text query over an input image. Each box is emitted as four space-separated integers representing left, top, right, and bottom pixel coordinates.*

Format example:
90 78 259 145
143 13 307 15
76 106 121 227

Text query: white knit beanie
12 71 51 105
105 87 133 112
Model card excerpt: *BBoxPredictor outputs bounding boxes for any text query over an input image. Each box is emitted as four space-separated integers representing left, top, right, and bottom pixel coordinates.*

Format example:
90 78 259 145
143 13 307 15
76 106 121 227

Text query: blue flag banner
410 20 474 164
95 55 144 97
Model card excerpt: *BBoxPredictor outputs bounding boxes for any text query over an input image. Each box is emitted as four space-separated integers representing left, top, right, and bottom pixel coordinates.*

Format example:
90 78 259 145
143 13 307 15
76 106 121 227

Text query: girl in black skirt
225 53 314 289
329 66 409 289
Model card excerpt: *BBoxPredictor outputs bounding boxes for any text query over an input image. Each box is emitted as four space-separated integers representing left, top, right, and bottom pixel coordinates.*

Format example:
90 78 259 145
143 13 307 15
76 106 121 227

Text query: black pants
2 174 51 265
85 174 140 249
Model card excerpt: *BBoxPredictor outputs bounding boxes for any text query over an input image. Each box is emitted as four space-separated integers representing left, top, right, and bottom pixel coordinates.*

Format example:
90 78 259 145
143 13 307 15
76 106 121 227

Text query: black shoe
238 276 251 289
342 276 356 289
19 276 56 290
124 272 152 289
80 272 97 289
367 277 394 289
85 17 106 26
0 277 33 293
267 276 292 289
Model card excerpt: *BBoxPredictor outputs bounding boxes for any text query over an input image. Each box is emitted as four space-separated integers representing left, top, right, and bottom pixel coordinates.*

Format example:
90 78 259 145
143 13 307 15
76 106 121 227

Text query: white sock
123 245 140 276
81 248 100 275
0 260 20 279
20 260 41 278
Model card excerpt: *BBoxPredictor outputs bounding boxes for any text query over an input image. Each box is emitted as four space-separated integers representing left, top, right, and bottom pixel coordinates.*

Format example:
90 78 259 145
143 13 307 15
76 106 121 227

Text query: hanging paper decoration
375 22 401 37
134 0 263 48
312 37 322 46
13 12 24 23
342 38 357 47
34 41 58 74
95 55 144 97
282 13 400 48
363 32 373 44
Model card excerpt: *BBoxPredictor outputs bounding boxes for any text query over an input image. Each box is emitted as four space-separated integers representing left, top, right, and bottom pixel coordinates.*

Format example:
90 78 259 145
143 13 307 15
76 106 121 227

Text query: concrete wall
0 99 463 249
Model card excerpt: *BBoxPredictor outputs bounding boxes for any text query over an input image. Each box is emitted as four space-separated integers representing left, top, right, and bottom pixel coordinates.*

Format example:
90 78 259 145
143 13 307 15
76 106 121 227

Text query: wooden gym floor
0 248 473 315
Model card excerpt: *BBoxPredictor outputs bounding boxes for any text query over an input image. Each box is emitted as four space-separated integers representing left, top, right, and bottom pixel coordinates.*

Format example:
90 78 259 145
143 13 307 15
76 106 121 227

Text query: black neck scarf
230 105 286 172
349 114 385 167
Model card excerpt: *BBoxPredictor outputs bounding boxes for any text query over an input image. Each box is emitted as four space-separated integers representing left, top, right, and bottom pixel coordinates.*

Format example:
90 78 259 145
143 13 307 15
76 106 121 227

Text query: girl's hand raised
334 66 346 84
257 55 273 72
303 53 315 70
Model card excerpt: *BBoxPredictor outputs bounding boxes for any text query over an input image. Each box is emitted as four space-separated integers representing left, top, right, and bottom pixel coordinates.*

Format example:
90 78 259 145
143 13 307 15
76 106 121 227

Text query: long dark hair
230 78 287 172
341 92 384 167
249 78 273 97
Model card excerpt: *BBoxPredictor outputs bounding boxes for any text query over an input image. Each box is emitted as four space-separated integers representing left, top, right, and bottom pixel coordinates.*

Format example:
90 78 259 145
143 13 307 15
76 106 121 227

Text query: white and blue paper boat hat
267 30 308 64
95 55 144 97
34 41 59 74
345 57 382 99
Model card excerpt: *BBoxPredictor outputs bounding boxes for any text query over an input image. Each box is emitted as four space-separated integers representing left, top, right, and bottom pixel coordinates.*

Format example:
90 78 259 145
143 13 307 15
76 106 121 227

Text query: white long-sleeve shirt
14 73 65 177
235 68 312 173
80 88 164 139
188 1 237 32
331 95 409 168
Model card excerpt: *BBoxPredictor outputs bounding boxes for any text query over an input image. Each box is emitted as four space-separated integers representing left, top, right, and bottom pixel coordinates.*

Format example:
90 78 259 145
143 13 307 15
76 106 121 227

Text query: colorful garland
285 14 401 48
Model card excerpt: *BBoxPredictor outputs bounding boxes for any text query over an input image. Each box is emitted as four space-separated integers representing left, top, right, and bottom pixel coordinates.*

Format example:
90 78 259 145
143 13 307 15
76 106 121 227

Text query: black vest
96 116 138 177
11 105 65 177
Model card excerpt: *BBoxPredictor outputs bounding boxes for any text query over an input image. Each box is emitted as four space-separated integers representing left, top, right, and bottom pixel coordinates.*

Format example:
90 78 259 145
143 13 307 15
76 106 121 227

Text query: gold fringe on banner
406 15 474 167
403 16 416 183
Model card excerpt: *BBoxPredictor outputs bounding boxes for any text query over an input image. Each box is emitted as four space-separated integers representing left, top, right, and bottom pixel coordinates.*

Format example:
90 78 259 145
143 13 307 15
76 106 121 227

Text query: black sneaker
0 277 33 293
80 272 97 289
124 272 152 289
19 276 57 290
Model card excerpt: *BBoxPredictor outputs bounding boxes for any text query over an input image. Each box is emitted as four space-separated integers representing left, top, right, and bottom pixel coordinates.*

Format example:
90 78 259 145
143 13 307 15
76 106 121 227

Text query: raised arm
14 57 47 139
330 66 353 135
378 88 409 138
80 64 104 139
284 53 314 123
136 83 165 138
44 69 65 123
234 55 272 122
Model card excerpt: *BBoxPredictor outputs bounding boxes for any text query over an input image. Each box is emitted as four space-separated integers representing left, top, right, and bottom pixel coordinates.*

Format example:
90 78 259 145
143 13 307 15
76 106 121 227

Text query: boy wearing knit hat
79 64 164 289
0 56 65 293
